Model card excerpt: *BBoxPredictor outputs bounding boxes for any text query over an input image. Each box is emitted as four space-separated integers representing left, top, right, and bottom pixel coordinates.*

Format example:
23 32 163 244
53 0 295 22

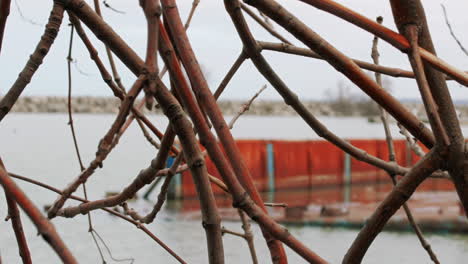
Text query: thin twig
68 13 177 156
160 2 290 260
66 21 110 264
66 24 85 172
391 0 468 225
96 0 201 133
55 123 175 218
7 172 186 264
88 231 107 264
0 165 77 264
343 150 441 263
398 123 425 157
371 17 440 264
141 87 255 207
228 84 267 129
184 0 200 29
221 227 246 238
48 75 147 219
246 0 436 149
240 2 291 44
227 0 425 180
238 209 258 264
0 2 64 121
102 0 126 14
441 4 468 57
258 41 462 81
140 0 161 108
213 52 248 99
140 154 183 224
151 77 225 263
136 117 161 149
1 159 31 264
298 0 468 87
404 25 449 146
92 230 135 263
71 58 92 76
4 195 32 264
13 0 42 26
161 3 316 261
93 0 125 90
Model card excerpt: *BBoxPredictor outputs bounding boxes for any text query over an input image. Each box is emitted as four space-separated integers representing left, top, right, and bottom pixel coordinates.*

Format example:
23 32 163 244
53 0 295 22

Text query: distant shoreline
5 96 468 119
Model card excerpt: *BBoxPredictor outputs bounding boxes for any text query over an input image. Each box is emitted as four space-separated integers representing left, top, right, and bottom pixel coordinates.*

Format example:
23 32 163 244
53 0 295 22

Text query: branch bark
343 149 442 263
93 0 125 90
48 75 147 218
0 1 64 121
225 0 421 180
244 0 436 149
151 78 225 264
0 0 11 54
390 0 468 215
160 1 288 262
0 160 31 264
0 162 77 264
157 3 325 263
259 41 461 81
8 172 187 264
297 0 468 87
56 123 175 218
371 20 440 263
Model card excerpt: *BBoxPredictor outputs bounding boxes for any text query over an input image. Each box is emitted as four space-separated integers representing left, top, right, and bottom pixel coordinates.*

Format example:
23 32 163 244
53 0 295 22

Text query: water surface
1 113 467 263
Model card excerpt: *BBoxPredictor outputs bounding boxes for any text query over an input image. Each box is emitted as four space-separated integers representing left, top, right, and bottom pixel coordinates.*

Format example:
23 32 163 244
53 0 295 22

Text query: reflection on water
1 114 468 263
177 182 464 232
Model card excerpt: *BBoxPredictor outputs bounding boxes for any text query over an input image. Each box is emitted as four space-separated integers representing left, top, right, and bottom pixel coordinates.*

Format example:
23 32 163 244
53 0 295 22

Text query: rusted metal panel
310 141 344 186
272 140 312 189
181 139 451 199
349 140 379 184
236 140 269 191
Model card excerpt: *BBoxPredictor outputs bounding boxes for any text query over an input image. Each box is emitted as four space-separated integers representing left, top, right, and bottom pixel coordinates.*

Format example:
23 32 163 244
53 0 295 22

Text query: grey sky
1 0 467 101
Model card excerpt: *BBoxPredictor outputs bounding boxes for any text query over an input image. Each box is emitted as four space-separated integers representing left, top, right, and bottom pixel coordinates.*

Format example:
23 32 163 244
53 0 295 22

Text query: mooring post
166 156 182 199
405 140 413 166
170 166 182 199
143 156 180 200
343 152 351 204
266 142 275 203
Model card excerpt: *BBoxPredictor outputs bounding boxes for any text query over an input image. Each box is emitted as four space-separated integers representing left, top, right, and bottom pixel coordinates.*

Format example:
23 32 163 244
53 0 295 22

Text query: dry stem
0 2 64 121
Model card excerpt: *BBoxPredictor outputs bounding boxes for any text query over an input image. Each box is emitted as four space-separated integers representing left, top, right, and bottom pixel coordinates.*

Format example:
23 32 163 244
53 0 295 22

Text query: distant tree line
325 77 393 117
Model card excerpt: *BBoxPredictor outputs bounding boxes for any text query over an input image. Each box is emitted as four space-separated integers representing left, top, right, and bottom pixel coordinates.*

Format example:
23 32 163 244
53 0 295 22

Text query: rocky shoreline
5 96 339 116
6 96 468 119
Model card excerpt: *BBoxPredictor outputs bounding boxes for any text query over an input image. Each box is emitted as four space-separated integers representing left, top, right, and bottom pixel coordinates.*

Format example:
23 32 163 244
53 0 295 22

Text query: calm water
1 113 468 263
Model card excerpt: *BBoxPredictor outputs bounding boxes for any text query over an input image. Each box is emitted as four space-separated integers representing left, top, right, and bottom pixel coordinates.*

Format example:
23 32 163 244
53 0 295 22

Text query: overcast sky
1 0 467 101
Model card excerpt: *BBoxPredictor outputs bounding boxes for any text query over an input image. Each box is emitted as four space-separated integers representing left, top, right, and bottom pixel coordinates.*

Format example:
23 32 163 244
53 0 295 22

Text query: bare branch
228 84 267 129
102 0 126 14
13 0 43 26
441 4 468 57
0 162 77 264
371 17 440 264
240 2 291 44
8 172 186 264
1 159 31 264
259 41 464 81
398 123 425 157
0 0 11 54
0 2 64 121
